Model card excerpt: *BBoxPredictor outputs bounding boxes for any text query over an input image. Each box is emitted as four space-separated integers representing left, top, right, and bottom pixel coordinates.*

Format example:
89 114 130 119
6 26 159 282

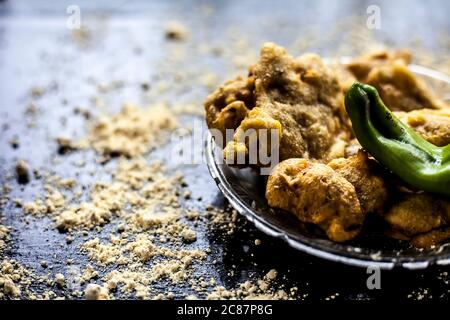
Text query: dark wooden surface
0 0 449 300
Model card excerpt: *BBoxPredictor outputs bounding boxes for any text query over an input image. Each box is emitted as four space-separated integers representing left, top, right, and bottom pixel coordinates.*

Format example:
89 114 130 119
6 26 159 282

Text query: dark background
0 0 449 300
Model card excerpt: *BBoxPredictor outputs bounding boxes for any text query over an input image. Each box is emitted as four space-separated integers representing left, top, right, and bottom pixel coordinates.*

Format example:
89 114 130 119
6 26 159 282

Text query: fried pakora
346 50 443 111
383 194 450 248
265 151 390 242
411 228 450 248
205 42 351 166
205 76 254 137
328 150 389 215
266 158 364 242
346 50 412 84
395 108 450 146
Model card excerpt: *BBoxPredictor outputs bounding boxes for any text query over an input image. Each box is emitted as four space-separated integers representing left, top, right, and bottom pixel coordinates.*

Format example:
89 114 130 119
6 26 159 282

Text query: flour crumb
15 160 30 184
181 228 197 243
265 269 278 281
0 225 9 253
165 21 188 41
89 103 176 157
55 273 65 287
84 283 110 300
2 278 21 298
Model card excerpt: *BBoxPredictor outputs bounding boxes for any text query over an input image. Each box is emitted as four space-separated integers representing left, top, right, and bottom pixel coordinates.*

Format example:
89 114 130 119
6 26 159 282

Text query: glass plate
205 63 450 270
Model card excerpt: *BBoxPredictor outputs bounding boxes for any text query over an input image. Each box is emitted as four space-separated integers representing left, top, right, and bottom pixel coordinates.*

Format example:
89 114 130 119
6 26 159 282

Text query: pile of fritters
205 43 450 247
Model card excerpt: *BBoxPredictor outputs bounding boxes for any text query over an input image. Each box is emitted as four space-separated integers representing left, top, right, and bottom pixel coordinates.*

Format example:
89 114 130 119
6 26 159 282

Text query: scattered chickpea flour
2 101 293 300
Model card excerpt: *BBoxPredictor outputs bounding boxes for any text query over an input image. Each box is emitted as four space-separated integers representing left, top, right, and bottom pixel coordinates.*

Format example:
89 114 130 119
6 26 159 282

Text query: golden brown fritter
383 194 448 236
266 158 364 242
204 76 254 137
328 150 389 214
366 63 443 111
265 152 389 242
346 50 442 111
411 228 450 248
383 194 450 247
222 107 282 166
395 108 450 147
205 43 351 166
347 50 412 83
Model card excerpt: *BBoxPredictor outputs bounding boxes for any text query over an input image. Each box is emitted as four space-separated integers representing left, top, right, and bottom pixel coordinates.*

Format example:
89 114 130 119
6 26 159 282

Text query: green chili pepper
345 82 450 197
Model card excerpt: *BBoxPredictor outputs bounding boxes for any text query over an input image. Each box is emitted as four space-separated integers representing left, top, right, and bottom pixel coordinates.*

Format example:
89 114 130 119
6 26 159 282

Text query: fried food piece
395 108 450 146
366 63 443 111
223 107 282 166
347 50 412 82
206 43 350 166
204 76 255 137
411 228 450 248
328 150 389 214
383 194 450 247
384 194 448 235
265 152 390 242
347 50 442 111
266 158 364 242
